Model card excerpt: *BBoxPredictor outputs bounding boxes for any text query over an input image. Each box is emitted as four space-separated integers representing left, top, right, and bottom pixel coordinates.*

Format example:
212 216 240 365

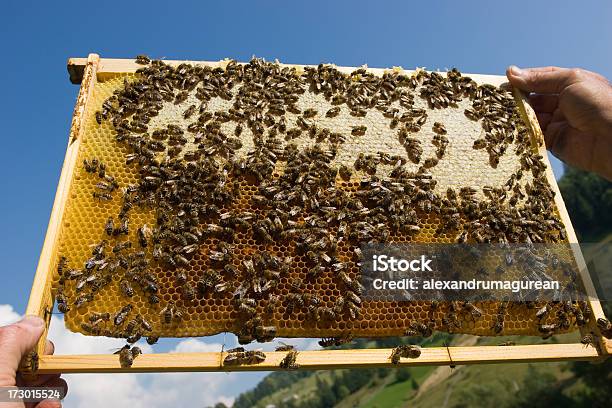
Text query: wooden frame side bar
513 88 608 336
36 342 609 374
25 54 100 358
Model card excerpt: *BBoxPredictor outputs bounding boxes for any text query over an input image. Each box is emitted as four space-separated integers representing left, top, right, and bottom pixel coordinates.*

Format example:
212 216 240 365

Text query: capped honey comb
51 59 585 343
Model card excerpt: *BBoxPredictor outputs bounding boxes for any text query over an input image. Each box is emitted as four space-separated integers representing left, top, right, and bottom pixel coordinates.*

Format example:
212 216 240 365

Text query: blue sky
0 0 610 405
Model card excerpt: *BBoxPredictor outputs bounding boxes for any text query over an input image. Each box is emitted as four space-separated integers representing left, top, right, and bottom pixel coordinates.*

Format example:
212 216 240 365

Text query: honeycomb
49 59 585 343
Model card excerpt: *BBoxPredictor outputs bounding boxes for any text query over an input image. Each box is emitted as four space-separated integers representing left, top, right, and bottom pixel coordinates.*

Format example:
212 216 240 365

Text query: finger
33 400 62 408
506 66 577 94
535 112 553 130
32 378 68 408
44 340 55 356
578 69 609 83
0 316 45 387
550 108 565 123
34 401 62 408
528 94 559 113
545 122 596 172
512 65 609 87
18 372 61 387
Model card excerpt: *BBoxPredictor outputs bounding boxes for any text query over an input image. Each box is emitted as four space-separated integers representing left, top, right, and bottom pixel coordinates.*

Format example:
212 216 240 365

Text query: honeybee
120 280 134 297
405 321 433 337
125 317 140 334
146 336 159 345
390 345 421 364
338 165 352 181
224 350 266 366
183 104 196 119
464 108 479 121
581 333 597 348
74 293 93 308
104 218 114 236
303 108 317 118
463 301 483 321
116 345 142 368
56 289 70 313
275 342 295 352
83 158 99 173
280 350 299 370
326 107 341 117
174 90 188 105
432 122 447 135
351 125 367 136
93 192 113 201
535 304 549 320
113 304 133 326
95 180 118 192
318 336 353 348
181 283 196 303
597 318 612 338
56 256 68 277
81 321 105 335
538 323 556 339
160 301 183 324
254 326 277 342
135 315 153 333
423 157 439 168
113 241 132 253
135 55 151 64
89 312 110 323
137 224 151 247
473 139 487 149
22 350 39 372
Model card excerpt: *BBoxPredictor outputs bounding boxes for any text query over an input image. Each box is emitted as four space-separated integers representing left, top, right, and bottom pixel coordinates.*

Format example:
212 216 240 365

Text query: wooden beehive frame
22 54 610 375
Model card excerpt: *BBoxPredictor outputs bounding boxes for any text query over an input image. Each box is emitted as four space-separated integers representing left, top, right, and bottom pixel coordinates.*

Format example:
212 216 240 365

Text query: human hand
506 66 612 181
0 316 67 408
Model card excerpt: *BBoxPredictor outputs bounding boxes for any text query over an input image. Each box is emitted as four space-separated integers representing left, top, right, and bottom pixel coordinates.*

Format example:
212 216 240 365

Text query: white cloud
170 337 224 353
0 304 20 326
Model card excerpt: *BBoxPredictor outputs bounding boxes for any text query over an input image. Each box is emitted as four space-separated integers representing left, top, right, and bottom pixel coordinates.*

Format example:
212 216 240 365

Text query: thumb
0 315 45 386
506 65 576 94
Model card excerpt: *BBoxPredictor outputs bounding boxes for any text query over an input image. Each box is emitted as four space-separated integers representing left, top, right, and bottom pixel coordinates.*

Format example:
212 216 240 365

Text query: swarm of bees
52 55 589 367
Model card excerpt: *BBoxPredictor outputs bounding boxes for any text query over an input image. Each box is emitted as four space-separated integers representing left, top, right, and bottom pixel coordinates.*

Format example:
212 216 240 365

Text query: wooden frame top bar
67 57 509 86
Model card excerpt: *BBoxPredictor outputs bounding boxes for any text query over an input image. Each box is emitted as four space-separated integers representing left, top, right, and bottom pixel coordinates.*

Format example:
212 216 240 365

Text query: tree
558 166 612 240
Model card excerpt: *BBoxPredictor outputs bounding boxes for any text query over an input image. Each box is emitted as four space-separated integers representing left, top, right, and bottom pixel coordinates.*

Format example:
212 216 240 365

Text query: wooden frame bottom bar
38 343 609 374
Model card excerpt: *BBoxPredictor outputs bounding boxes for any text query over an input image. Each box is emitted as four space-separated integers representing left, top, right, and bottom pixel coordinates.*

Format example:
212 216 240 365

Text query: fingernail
509 65 523 76
21 315 45 328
